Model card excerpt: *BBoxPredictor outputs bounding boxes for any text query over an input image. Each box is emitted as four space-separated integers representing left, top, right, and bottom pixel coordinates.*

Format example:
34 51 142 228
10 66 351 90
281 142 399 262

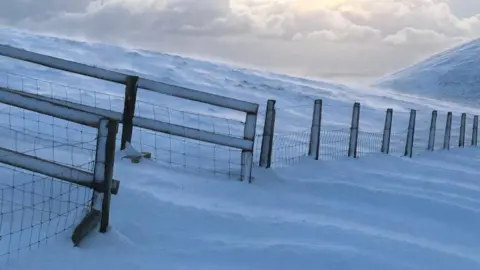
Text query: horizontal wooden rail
0 147 119 194
1 87 254 151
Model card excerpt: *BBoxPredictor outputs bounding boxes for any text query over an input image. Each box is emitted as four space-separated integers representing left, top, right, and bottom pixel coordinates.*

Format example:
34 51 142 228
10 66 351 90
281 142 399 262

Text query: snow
374 38 480 101
5 150 480 270
0 27 480 269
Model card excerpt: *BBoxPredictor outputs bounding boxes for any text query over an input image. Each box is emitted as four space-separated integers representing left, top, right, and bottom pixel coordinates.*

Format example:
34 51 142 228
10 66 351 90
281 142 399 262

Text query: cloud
1 0 480 79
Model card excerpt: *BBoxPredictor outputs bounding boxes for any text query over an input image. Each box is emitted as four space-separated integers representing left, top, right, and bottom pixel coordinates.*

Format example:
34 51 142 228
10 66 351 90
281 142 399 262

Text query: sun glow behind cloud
288 0 351 11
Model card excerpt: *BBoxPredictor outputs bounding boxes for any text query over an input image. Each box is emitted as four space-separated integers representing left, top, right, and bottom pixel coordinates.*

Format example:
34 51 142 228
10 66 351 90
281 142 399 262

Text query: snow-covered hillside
375 38 480 101
1 28 480 270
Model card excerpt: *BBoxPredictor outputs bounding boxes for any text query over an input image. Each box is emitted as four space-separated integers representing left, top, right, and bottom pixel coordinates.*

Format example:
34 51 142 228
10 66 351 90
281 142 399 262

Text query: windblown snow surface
375 38 480 101
1 28 480 269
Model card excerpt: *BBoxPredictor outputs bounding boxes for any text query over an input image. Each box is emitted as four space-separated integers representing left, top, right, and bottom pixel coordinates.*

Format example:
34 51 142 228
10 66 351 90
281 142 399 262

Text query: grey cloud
0 0 93 24
1 0 479 80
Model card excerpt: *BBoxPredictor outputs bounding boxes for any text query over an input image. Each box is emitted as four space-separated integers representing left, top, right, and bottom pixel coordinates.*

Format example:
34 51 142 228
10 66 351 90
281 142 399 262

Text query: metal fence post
444 112 452 150
121 75 139 150
473 115 479 146
404 109 416 158
242 113 257 183
381 108 393 154
427 110 437 151
259 100 276 168
348 102 360 158
459 113 467 147
308 99 323 160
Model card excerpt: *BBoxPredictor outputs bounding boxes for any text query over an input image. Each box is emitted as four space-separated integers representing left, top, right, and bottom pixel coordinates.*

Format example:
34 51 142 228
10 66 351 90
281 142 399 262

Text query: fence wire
0 105 95 263
0 104 97 171
131 127 243 178
0 70 247 179
0 166 92 263
319 129 350 160
450 114 462 150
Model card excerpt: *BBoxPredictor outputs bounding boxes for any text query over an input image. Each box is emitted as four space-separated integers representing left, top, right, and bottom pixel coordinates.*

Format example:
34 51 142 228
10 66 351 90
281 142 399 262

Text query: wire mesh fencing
0 104 96 263
131 99 246 178
319 128 350 160
0 70 249 179
0 166 92 263
255 100 480 169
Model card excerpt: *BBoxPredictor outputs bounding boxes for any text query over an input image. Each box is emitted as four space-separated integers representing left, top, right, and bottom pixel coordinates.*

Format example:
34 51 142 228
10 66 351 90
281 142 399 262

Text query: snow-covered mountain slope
375 38 480 100
0 28 480 270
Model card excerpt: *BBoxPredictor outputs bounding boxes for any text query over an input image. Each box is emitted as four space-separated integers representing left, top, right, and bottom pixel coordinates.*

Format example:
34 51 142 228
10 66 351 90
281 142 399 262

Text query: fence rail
257 99 480 169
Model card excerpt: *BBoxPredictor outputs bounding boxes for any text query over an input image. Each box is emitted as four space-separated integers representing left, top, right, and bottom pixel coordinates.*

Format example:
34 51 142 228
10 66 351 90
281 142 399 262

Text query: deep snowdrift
5 149 480 270
375 38 480 100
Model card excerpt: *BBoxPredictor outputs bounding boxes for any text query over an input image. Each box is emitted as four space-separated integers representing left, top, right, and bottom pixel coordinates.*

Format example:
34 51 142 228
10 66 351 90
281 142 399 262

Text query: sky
1 0 480 82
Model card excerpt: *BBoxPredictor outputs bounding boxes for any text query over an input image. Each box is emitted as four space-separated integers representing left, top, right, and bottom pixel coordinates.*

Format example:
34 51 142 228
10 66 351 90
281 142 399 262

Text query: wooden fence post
444 112 452 150
121 76 139 150
259 100 276 168
459 113 467 147
308 99 323 160
404 109 416 158
427 110 437 151
472 115 479 146
348 102 360 158
381 108 393 154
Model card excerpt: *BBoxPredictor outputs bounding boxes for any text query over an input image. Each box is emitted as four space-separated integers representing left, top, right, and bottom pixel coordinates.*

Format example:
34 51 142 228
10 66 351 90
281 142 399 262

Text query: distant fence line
256 99 479 169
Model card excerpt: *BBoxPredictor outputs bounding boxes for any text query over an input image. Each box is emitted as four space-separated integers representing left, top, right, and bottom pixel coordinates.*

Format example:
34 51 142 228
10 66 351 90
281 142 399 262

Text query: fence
0 89 119 262
257 99 480 169
0 45 259 182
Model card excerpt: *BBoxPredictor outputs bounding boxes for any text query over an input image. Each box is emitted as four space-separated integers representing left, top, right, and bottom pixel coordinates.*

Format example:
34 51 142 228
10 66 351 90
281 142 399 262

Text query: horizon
1 26 474 87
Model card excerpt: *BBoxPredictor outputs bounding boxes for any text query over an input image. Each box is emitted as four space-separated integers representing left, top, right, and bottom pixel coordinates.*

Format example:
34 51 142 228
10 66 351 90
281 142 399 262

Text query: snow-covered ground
375 38 480 101
0 28 480 269
4 149 480 270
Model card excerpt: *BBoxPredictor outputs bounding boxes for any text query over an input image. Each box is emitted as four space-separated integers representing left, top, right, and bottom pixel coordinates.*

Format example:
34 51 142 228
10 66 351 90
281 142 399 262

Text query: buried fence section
435 111 448 150
356 105 386 157
388 110 410 156
266 103 313 167
318 103 352 161
0 89 119 262
411 110 430 156
449 113 461 150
